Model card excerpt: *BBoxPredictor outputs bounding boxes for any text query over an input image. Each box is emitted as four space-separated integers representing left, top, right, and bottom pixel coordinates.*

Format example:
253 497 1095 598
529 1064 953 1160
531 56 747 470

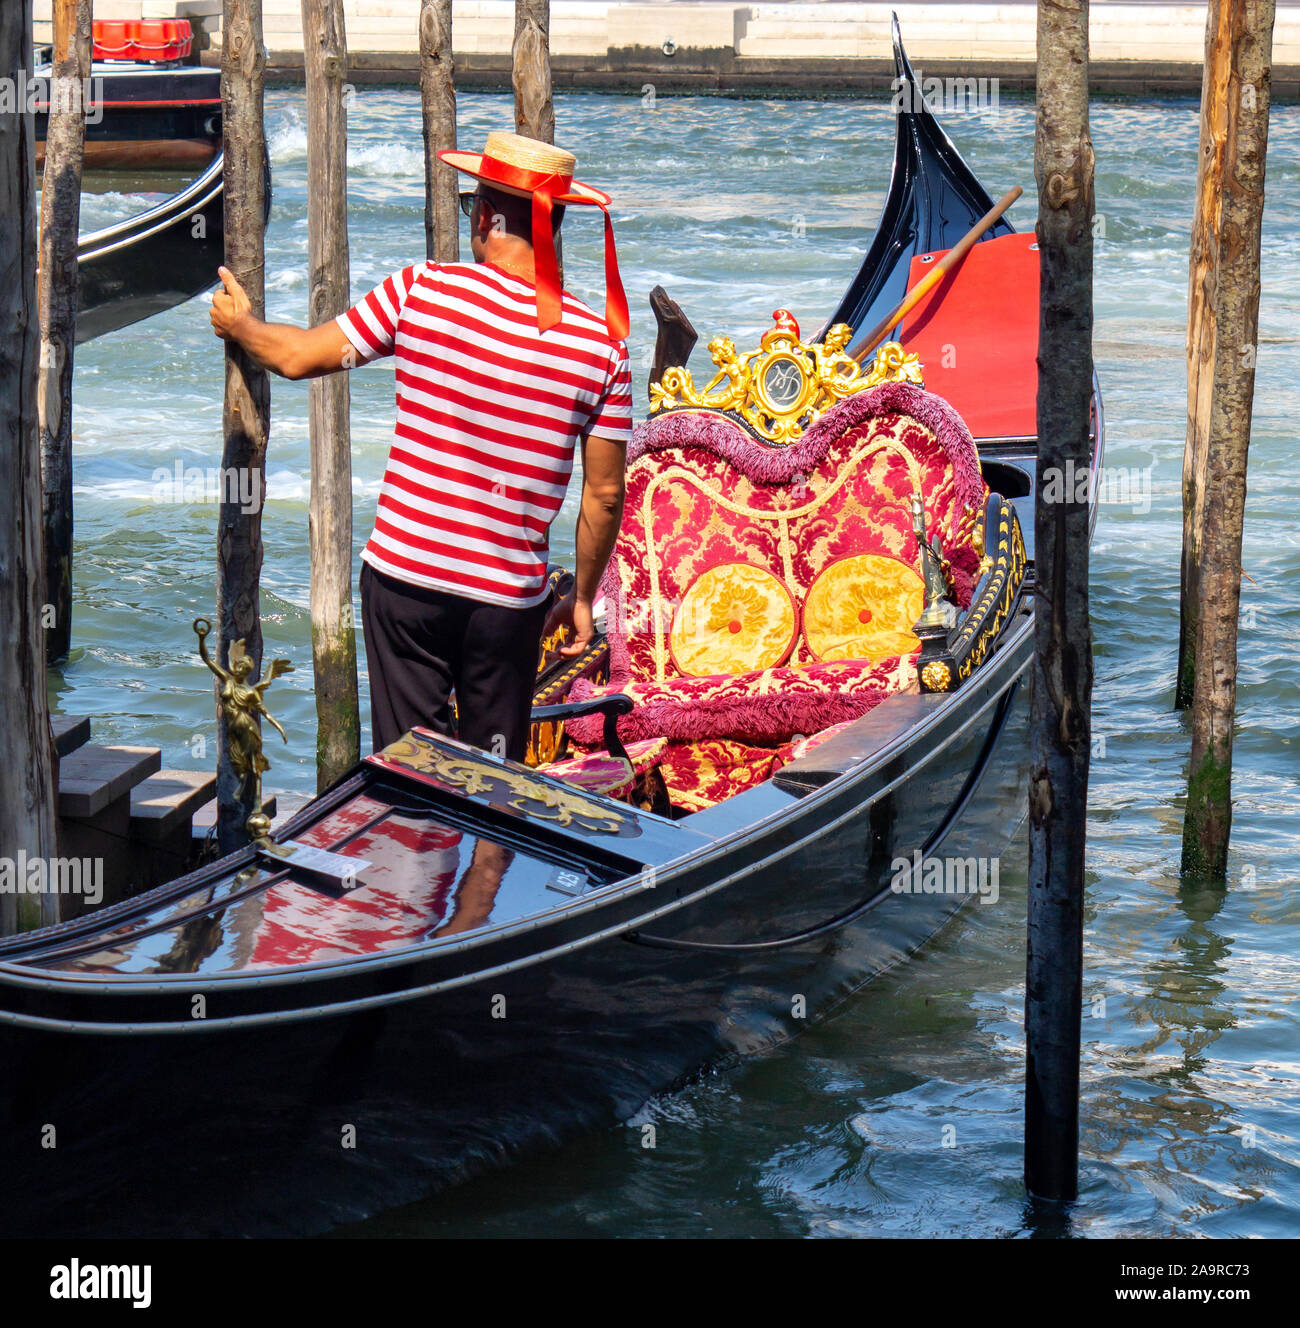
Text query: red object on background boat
92 17 193 62
899 230 1041 441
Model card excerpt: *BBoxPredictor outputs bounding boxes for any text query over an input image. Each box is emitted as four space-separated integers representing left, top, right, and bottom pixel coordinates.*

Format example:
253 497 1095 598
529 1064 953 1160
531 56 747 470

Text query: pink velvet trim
564 657 912 748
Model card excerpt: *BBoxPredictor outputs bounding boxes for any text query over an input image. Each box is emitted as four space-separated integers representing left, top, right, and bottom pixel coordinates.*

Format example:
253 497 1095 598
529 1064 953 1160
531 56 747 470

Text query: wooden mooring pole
1179 0 1274 879
1024 0 1095 1203
38 0 91 666
1177 1 1275 722
216 0 271 853
301 0 359 789
513 1 557 275
419 0 458 263
0 0 58 933
513 1 555 145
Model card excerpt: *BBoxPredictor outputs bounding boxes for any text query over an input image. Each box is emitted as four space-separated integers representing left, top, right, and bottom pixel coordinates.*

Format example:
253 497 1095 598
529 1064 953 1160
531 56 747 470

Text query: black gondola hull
34 62 222 173
74 153 225 343
0 612 1032 1236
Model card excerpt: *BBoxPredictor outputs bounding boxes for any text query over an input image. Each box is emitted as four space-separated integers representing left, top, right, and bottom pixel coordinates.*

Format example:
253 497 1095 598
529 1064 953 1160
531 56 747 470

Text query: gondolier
208 131 633 759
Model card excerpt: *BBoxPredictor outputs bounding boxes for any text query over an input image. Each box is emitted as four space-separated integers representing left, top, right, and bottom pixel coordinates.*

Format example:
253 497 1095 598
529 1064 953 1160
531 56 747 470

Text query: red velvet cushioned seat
562 380 987 752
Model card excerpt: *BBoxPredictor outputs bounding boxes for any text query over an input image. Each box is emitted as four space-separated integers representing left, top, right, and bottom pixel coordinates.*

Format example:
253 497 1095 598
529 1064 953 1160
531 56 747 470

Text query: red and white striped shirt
337 261 633 608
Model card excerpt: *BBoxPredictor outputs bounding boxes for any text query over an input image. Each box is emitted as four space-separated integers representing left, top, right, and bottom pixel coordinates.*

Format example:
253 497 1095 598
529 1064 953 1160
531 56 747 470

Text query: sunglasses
459 190 479 219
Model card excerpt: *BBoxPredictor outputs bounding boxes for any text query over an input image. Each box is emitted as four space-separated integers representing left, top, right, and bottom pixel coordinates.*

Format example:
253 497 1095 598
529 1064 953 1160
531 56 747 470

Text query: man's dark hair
477 184 565 242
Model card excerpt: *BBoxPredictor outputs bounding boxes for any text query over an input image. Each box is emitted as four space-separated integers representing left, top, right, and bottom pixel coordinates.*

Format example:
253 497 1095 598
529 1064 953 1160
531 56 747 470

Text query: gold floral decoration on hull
370 731 633 837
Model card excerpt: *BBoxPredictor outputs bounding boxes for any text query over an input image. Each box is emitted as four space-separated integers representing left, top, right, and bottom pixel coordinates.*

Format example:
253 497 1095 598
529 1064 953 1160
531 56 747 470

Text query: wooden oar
852 185 1024 362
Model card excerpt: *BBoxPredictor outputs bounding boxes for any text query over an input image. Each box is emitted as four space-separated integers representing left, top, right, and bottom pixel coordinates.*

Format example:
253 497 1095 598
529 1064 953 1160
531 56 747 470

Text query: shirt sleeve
586 341 633 444
336 265 425 363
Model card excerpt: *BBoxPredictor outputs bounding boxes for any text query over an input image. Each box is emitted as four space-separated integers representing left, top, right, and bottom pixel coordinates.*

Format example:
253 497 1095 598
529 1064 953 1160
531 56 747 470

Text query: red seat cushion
603 381 987 691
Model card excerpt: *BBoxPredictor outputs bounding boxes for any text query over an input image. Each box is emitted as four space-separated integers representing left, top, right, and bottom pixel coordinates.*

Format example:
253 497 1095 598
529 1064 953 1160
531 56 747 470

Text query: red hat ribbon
473 154 630 341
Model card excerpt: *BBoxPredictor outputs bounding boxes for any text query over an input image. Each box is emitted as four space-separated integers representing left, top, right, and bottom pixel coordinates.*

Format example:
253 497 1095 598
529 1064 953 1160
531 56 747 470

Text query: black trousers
360 562 549 760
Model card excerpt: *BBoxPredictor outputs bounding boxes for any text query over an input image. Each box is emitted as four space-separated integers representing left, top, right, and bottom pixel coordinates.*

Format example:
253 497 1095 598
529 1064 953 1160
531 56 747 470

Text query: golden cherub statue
696 335 754 410
811 323 861 396
649 335 754 414
194 618 294 841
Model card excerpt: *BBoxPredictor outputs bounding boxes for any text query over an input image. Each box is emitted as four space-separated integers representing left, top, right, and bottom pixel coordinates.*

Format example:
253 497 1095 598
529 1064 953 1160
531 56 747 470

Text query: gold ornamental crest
648 309 923 446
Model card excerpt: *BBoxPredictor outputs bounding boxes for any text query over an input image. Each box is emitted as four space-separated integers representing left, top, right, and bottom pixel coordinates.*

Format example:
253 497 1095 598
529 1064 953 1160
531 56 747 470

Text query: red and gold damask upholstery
654 739 787 813
562 381 986 762
669 563 797 678
802 554 926 664
540 737 668 798
598 378 985 691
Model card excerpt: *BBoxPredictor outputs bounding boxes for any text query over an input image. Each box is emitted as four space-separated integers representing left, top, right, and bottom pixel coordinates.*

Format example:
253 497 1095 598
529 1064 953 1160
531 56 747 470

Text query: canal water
67 88 1299 1237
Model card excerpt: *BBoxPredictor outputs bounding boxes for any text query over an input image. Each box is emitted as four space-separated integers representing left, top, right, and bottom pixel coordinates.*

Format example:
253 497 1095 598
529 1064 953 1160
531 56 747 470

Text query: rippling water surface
64 89 1300 1237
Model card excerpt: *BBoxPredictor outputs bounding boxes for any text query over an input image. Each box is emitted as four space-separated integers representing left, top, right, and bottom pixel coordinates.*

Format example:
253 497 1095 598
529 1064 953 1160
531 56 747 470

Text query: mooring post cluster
207 0 554 840
1023 0 1277 1202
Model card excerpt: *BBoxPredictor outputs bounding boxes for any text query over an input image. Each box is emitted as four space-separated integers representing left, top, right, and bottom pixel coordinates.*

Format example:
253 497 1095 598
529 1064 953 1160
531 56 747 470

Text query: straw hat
439 131 628 339
440 131 612 208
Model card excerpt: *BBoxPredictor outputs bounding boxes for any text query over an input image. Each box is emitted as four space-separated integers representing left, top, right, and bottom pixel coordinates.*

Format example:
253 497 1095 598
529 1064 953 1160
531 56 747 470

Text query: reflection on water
57 88 1300 1237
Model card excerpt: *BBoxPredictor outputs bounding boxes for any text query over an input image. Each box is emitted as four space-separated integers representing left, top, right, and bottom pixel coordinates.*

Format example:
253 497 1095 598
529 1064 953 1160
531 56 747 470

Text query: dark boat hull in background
34 60 221 174
74 151 226 343
74 147 276 344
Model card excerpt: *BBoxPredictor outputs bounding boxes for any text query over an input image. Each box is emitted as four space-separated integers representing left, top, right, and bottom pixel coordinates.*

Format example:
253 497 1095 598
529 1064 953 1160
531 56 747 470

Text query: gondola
0 21 1104 1237
73 150 226 343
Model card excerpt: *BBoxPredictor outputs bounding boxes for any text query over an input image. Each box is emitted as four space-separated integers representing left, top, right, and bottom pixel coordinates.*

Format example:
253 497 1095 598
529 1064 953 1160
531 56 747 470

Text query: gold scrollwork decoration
377 733 628 835
649 310 924 446
915 498 1027 694
953 504 1026 682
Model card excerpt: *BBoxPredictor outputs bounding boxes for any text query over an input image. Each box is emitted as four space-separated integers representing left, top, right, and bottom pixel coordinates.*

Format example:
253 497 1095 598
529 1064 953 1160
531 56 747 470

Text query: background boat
33 19 221 175
73 151 227 343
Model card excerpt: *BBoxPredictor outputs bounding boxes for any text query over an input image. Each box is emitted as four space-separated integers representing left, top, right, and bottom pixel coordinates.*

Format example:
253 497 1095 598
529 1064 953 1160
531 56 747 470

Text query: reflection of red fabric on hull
899 231 1040 441
247 798 463 968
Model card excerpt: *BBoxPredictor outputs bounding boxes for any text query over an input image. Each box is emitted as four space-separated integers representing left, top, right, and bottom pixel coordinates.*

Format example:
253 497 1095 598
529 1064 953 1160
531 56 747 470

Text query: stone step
129 769 218 844
51 713 92 758
57 744 162 820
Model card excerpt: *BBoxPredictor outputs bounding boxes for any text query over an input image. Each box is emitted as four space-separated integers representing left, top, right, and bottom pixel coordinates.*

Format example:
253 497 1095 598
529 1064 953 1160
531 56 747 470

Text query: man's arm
209 266 355 380
554 432 626 658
